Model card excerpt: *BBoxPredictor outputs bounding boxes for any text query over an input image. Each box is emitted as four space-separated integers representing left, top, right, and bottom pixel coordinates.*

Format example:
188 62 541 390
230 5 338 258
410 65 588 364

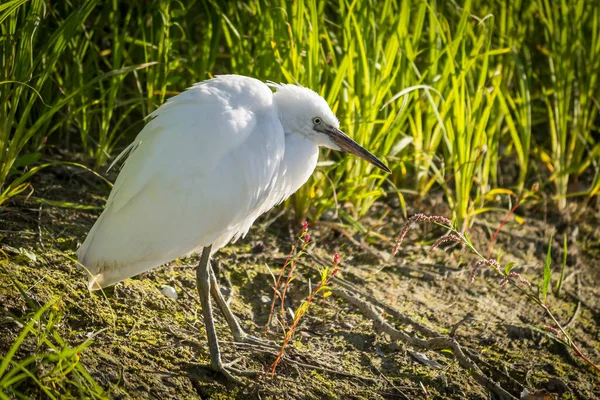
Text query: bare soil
1 163 599 399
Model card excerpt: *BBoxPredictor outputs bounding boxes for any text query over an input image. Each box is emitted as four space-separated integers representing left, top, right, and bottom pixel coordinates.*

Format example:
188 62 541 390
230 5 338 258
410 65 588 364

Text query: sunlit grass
536 0 600 210
0 263 105 399
1 0 599 221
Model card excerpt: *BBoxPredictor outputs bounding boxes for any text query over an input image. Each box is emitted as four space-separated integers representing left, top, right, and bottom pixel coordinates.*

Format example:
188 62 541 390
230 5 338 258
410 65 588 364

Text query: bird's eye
313 117 322 125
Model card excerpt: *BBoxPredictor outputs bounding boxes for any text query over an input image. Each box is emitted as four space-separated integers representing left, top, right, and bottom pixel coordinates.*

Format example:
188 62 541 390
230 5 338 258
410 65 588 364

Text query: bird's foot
215 359 257 383
191 358 261 384
233 331 279 350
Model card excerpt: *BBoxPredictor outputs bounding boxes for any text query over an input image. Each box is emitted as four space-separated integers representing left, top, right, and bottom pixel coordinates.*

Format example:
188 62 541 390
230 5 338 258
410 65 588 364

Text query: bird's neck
279 131 319 197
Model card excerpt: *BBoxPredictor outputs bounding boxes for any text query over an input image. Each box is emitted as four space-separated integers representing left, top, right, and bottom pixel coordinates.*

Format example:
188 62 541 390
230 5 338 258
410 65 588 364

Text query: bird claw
234 332 279 350
214 363 243 384
190 360 260 384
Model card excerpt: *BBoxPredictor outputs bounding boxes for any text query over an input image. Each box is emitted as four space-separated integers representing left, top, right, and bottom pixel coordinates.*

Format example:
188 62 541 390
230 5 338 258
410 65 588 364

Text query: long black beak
319 125 391 173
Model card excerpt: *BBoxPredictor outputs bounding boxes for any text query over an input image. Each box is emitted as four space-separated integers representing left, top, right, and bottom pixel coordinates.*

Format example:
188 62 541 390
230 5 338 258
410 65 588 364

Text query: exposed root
332 287 518 400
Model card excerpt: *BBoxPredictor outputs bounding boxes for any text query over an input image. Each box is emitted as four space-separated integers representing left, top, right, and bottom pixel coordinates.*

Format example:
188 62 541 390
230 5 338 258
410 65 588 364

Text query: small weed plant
265 222 341 375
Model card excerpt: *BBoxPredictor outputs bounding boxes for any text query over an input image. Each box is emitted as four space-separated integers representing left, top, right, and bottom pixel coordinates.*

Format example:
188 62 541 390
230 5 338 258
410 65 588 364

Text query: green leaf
463 232 474 246
542 235 553 304
36 199 104 210
504 262 516 275
554 235 568 296
1 245 36 262
11 152 41 170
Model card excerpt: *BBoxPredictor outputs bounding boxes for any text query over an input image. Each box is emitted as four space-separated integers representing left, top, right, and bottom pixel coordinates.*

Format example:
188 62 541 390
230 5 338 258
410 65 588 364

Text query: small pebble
160 285 178 299
260 295 271 303
320 209 336 221
340 321 354 330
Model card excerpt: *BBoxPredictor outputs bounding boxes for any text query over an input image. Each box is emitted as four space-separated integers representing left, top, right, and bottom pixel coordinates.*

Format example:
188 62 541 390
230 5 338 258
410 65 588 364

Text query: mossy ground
1 165 599 399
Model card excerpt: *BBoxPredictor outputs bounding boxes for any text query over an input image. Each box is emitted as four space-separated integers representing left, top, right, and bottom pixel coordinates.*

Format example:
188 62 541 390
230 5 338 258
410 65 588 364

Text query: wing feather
77 76 285 289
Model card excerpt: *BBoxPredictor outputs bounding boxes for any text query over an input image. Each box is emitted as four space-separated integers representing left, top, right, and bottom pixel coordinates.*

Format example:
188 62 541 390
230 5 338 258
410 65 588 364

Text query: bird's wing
77 75 285 289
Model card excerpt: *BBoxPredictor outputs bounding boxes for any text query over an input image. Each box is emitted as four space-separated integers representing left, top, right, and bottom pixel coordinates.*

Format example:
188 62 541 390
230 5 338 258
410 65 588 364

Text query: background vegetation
2 0 599 229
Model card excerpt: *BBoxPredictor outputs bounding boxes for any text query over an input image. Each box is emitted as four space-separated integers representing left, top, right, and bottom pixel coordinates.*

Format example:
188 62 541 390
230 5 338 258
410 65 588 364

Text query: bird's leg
208 266 276 349
208 267 244 340
196 246 251 382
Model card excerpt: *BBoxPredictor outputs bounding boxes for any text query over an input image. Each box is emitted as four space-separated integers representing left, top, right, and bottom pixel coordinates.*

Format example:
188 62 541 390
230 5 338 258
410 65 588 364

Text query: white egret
77 75 390 380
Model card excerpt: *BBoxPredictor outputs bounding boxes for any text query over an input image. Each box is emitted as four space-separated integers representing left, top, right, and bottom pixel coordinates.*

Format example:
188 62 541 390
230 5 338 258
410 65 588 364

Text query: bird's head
270 83 391 173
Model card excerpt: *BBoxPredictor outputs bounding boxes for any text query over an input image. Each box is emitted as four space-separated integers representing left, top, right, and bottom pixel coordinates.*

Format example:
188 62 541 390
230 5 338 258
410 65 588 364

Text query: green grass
0 0 155 206
536 0 600 210
1 0 599 220
0 264 106 398
0 300 106 399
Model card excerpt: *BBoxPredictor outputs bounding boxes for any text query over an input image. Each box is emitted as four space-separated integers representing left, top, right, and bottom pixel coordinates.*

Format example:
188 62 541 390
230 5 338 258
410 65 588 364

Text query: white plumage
78 74 389 290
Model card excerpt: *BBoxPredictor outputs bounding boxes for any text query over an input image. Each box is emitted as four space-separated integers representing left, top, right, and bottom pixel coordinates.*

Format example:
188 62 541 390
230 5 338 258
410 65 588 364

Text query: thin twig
564 300 582 331
369 360 412 400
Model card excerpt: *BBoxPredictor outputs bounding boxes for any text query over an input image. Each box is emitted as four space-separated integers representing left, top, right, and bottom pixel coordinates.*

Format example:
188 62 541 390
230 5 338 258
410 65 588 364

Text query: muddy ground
1 164 599 399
